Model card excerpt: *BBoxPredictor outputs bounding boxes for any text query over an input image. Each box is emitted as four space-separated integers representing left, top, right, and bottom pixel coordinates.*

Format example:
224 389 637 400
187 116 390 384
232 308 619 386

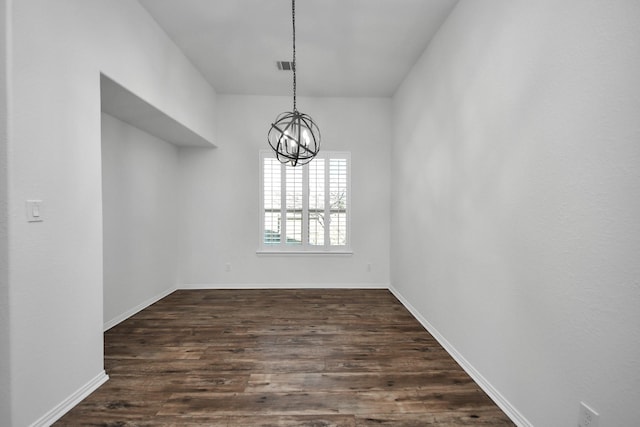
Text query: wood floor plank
246 371 475 393
226 415 356 427
355 413 436 426
55 289 514 426
430 407 518 426
157 390 430 416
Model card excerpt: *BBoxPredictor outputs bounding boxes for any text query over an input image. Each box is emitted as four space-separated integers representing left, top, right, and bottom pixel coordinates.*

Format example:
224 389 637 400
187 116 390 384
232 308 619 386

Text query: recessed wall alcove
100 74 215 331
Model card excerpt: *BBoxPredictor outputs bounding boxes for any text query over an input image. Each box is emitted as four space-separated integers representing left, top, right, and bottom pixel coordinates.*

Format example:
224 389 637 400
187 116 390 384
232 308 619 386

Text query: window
259 150 351 253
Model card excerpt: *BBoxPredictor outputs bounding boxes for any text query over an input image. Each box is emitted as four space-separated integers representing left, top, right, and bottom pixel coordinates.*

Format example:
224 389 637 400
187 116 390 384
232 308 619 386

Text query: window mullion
280 162 287 248
302 164 309 248
324 156 330 248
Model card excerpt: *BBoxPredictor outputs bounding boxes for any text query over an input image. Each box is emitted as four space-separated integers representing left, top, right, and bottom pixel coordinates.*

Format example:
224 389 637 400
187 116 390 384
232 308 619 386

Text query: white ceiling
139 0 458 97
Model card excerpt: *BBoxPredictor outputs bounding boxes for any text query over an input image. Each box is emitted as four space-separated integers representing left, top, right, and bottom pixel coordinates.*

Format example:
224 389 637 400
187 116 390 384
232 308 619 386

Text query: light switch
26 200 44 222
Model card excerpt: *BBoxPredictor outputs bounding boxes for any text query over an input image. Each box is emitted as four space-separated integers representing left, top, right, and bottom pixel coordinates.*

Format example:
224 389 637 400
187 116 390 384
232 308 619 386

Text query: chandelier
267 0 320 167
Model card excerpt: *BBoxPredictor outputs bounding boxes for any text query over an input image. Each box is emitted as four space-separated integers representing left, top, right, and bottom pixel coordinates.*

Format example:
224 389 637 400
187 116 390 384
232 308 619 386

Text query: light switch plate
26 200 44 222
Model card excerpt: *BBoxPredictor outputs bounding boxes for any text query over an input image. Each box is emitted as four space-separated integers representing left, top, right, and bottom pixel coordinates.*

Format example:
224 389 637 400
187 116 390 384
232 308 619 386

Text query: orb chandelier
268 0 320 167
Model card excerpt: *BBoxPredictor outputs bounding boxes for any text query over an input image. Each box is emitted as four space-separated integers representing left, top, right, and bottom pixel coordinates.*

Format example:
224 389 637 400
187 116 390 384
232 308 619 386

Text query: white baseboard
103 285 178 331
388 285 532 427
30 370 108 427
180 282 389 290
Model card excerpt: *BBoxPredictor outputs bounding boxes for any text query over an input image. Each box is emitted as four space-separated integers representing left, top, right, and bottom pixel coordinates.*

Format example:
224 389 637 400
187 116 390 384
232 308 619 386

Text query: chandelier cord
292 0 297 112
267 0 319 167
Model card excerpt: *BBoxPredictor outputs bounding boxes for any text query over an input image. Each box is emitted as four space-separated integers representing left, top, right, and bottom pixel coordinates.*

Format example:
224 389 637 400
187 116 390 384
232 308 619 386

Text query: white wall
0 0 10 424
101 113 180 329
179 95 391 287
391 1 640 426
7 1 217 425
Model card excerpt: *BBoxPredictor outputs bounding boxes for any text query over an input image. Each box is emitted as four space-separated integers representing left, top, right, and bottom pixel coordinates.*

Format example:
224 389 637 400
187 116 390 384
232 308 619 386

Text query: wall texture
178 95 391 288
391 1 640 425
101 113 180 329
0 0 10 424
7 1 217 425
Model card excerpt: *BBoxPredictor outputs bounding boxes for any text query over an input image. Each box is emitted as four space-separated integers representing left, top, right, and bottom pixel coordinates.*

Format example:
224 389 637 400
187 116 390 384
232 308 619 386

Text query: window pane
285 165 303 245
329 159 347 246
263 158 281 244
308 159 325 245
261 152 349 251
330 213 347 245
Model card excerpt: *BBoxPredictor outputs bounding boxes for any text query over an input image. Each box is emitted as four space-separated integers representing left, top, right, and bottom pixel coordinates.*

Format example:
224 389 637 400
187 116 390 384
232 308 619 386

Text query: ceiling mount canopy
267 0 320 167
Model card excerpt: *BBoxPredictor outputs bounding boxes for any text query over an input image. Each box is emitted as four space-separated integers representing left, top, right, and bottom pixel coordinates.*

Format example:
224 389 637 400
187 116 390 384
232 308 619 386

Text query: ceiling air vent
276 61 293 71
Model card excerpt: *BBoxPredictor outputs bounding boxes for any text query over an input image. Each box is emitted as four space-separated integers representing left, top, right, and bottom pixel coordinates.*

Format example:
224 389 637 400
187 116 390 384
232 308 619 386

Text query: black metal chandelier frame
267 0 320 167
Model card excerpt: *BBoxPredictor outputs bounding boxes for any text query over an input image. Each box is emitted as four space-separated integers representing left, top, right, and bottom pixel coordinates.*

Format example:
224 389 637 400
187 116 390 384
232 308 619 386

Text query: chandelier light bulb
268 110 320 167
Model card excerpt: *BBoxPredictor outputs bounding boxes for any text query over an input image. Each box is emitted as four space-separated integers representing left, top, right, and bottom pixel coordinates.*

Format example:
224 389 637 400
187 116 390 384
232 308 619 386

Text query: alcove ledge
100 74 216 148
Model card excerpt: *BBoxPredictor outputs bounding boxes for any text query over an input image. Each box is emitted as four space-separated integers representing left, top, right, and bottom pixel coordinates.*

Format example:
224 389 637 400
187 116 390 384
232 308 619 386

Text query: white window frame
258 150 352 254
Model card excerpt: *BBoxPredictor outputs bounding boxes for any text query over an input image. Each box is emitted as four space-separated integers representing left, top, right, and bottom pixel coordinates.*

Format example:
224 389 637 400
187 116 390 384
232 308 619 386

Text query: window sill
256 249 353 256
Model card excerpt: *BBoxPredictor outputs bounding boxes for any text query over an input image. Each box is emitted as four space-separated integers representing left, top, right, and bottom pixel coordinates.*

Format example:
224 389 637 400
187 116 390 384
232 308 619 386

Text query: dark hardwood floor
55 289 514 426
